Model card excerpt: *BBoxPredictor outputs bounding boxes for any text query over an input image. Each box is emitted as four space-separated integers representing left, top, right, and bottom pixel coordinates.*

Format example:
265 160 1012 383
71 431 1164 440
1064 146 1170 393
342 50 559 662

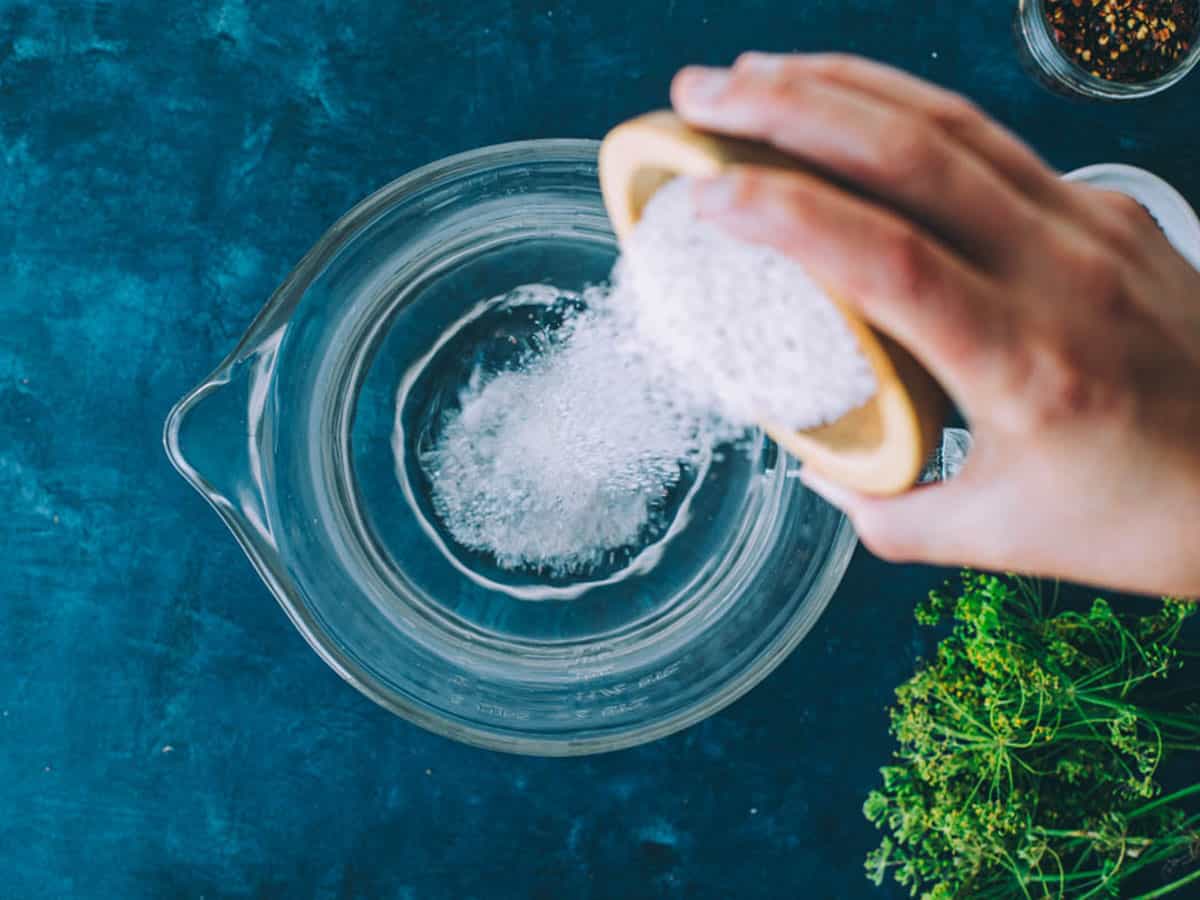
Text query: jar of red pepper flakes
1016 0 1200 99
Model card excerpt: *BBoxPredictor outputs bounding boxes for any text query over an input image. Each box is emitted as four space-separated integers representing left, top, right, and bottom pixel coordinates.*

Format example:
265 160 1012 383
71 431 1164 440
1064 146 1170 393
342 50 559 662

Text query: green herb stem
1128 781 1200 819
1130 865 1200 900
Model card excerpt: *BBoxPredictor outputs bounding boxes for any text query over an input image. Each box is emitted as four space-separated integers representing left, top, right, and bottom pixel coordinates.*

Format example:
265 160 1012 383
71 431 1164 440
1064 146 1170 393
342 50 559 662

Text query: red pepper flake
1044 0 1198 81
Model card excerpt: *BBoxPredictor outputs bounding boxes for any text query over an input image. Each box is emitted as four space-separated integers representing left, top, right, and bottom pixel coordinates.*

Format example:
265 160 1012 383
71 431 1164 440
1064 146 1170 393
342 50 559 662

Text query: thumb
800 468 984 566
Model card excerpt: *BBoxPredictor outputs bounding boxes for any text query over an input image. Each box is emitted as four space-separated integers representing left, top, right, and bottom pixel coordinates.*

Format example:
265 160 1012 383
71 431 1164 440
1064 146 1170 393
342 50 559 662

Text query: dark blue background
3 2 1197 897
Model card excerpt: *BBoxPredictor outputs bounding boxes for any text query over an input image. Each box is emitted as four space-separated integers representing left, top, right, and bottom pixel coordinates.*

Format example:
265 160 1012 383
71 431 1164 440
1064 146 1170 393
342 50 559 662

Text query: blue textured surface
3 2 1199 898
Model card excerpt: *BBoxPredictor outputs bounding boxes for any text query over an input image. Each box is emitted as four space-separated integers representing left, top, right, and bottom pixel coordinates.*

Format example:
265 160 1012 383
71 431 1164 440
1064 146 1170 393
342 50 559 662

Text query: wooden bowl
598 110 946 496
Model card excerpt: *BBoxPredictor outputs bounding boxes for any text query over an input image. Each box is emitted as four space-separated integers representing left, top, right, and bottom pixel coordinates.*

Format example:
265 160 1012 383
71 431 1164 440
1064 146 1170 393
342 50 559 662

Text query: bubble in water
420 287 733 577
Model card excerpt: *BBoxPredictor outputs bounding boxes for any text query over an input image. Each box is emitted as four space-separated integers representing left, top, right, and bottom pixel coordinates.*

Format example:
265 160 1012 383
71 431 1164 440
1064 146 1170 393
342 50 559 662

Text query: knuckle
1037 344 1094 422
755 74 799 109
734 50 786 75
1061 186 1156 263
1098 191 1158 258
803 53 862 81
733 50 760 69
870 120 943 184
1072 245 1133 317
1103 189 1152 226
926 95 984 136
879 227 935 301
994 257 1124 430
1009 332 1129 429
937 304 995 372
726 168 769 210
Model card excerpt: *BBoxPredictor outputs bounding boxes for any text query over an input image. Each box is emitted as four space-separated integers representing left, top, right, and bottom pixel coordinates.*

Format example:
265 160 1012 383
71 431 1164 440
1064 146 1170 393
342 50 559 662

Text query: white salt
618 177 876 431
420 176 874 576
420 292 726 577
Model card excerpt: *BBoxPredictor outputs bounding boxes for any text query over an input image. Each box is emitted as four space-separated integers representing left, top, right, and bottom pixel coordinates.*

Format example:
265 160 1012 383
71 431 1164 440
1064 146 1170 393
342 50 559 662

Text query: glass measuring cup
164 140 861 756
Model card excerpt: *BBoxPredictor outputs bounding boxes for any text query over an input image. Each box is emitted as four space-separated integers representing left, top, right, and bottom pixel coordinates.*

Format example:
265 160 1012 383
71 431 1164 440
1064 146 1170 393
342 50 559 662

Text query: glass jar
1015 0 1200 100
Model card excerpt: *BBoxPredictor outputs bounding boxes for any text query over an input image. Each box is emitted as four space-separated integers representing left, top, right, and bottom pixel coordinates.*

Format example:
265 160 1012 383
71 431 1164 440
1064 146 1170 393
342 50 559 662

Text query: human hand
672 53 1200 597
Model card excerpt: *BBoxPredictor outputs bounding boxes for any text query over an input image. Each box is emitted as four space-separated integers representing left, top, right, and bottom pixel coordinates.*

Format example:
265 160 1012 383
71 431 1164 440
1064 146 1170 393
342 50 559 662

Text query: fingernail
693 175 739 217
799 468 857 511
678 66 731 107
737 52 785 76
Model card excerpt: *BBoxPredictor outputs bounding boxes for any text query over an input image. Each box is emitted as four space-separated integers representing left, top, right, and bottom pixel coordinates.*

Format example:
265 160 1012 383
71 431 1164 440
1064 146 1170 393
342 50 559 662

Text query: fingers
801 467 1004 569
729 53 1062 203
806 462 1200 597
1054 185 1200 365
671 59 1043 267
801 468 971 565
694 167 1012 405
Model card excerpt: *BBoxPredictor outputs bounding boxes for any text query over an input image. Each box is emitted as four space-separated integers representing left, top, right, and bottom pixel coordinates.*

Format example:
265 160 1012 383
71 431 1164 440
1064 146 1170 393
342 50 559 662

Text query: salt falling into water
421 295 726 577
420 177 876 577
